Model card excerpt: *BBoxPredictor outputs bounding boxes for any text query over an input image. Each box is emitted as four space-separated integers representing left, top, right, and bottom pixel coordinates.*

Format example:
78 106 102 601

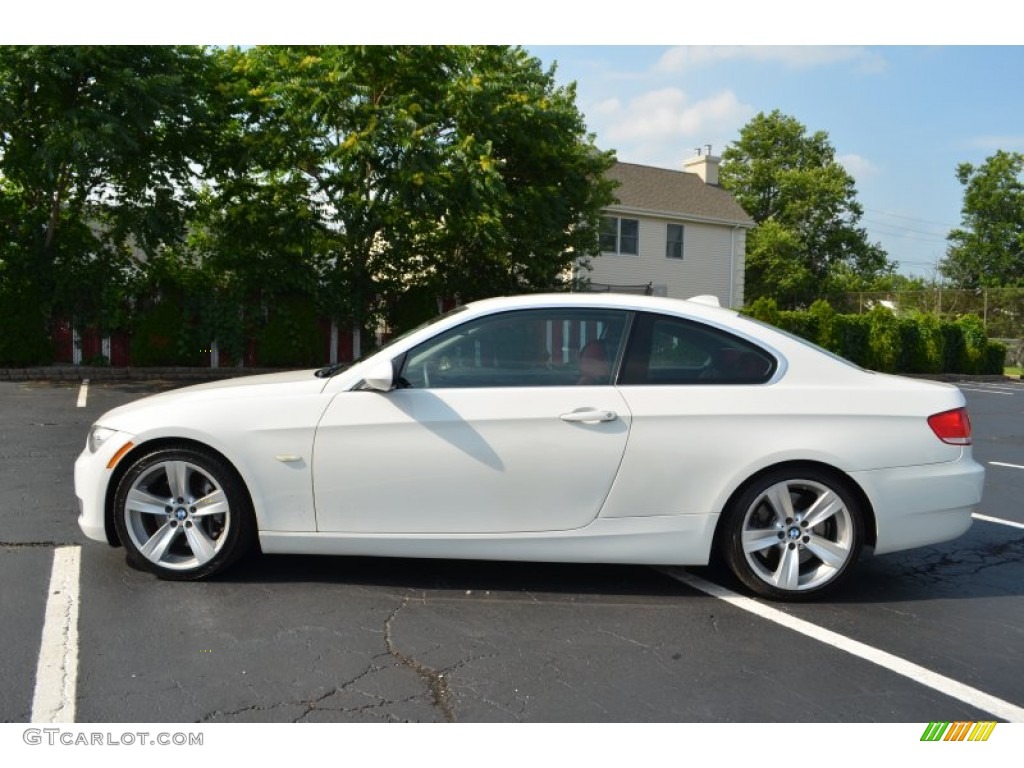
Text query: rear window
619 313 777 385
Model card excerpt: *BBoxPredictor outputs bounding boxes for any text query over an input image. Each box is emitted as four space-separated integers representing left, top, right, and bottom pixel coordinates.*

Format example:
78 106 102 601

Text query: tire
719 467 864 601
112 446 256 580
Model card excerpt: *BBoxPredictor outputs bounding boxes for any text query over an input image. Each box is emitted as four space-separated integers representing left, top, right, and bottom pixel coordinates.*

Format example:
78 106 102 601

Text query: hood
149 369 324 395
96 369 329 431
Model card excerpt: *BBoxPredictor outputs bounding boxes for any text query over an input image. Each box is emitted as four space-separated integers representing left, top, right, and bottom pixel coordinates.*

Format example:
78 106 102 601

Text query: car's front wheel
720 468 864 600
113 446 255 580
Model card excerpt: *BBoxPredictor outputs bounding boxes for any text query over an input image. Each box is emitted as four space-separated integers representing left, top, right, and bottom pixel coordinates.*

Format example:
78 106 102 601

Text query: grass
1006 366 1022 378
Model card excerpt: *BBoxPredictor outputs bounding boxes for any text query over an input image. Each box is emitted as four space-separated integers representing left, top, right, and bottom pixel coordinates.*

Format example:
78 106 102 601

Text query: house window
666 224 685 259
600 216 639 255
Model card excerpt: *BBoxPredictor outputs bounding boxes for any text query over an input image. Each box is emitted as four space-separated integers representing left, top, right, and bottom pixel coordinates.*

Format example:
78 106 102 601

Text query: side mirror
362 360 396 392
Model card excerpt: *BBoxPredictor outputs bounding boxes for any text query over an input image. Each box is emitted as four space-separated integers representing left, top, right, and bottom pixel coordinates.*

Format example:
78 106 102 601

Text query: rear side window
618 313 776 385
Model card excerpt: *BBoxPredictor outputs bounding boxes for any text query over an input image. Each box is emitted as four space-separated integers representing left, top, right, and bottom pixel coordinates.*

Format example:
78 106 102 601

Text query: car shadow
219 551 691 599
210 524 1024 604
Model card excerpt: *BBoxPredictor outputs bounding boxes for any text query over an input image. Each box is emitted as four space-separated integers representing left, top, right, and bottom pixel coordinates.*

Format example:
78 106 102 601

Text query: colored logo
921 721 997 742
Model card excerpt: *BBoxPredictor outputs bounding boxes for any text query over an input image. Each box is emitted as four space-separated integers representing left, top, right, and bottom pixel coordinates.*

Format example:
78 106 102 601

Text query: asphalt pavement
2 377 1022 723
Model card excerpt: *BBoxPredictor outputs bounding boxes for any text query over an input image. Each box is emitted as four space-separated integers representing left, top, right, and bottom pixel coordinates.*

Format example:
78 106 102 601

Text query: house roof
606 161 754 227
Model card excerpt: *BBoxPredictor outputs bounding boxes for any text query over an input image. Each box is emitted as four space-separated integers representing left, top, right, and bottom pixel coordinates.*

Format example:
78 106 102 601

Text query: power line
863 207 958 229
864 223 949 244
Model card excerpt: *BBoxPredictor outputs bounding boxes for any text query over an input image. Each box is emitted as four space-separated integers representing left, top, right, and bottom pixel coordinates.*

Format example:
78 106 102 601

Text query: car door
313 308 633 534
601 311 779 520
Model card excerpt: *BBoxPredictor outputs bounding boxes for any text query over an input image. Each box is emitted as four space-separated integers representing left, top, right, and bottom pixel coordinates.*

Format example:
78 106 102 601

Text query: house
581 152 754 308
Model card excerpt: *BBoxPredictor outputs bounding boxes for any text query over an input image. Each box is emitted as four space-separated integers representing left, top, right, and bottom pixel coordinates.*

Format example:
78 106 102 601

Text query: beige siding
585 215 747 308
732 228 746 307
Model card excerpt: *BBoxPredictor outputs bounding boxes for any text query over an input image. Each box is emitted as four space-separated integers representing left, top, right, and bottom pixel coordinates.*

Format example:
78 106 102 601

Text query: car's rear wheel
720 468 864 600
113 446 255 580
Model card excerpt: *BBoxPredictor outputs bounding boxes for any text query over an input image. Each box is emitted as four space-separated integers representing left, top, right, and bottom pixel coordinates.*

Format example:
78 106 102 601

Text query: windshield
315 305 469 378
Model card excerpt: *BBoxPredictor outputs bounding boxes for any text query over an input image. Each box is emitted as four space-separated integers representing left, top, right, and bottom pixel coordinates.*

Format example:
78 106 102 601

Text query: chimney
683 146 720 185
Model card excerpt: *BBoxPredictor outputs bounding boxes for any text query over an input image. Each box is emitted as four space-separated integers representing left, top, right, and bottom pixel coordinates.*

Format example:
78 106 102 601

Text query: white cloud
591 97 623 116
600 88 754 144
588 88 755 167
837 153 880 181
656 46 886 74
967 135 1024 152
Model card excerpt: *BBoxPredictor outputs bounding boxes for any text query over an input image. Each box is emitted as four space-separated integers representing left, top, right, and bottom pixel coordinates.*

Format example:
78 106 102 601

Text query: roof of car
464 292 741 321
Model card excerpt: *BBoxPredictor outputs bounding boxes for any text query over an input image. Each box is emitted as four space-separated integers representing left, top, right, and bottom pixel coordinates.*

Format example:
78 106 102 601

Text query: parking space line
961 381 1020 390
31 546 81 723
990 461 1024 470
973 513 1024 531
958 387 1013 395
76 379 89 408
661 568 1024 722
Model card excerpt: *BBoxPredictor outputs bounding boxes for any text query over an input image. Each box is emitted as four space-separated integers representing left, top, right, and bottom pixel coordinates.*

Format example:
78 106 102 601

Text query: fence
47 318 367 369
834 288 1024 339
17 290 1024 370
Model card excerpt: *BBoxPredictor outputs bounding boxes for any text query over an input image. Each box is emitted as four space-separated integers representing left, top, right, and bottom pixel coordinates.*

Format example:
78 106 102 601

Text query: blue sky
524 45 1024 278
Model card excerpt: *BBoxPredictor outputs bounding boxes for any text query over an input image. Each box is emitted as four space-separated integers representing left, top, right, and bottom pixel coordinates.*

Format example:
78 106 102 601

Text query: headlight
87 425 118 454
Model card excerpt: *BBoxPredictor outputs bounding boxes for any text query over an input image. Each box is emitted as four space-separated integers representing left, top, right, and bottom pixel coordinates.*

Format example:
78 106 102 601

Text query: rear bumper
850 455 984 555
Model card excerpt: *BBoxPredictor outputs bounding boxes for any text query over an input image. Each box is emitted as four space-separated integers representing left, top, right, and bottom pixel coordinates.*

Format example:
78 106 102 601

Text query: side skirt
259 514 718 566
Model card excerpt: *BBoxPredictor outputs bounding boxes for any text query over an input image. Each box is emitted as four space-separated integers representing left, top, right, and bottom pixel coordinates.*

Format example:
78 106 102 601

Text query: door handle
560 409 617 423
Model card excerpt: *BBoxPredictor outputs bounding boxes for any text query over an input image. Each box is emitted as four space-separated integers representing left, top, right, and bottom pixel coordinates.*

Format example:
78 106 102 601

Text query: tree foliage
201 45 615 332
0 45 615 364
720 110 893 308
941 150 1024 288
0 45 219 336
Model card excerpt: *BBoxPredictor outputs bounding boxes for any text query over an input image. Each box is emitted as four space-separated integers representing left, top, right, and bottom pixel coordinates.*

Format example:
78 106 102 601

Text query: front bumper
74 431 135 545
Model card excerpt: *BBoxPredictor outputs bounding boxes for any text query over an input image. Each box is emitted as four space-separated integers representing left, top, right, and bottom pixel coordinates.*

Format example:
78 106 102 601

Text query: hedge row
128 295 323 368
0 289 54 367
0 289 328 368
0 287 1011 373
745 298 1008 375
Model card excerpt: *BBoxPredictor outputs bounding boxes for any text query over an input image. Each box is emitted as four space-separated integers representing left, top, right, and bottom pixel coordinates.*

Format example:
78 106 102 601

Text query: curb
0 366 294 383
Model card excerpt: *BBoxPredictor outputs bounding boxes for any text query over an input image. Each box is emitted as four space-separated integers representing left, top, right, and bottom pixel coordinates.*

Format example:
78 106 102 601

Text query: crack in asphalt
897 536 1024 584
457 678 527 722
289 682 389 723
196 596 472 723
384 597 456 723
197 663 387 723
596 628 654 649
195 659 442 723
197 693 329 723
1 541 78 549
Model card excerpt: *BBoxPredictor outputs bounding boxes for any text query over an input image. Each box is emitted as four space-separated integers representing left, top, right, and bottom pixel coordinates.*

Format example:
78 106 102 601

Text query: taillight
928 407 972 445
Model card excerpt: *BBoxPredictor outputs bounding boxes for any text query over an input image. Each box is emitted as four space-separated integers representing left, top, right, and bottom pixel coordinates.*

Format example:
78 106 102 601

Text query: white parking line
958 387 1013 395
662 568 1024 722
76 379 89 408
990 461 1024 470
31 546 81 723
973 513 1024 531
965 381 1020 389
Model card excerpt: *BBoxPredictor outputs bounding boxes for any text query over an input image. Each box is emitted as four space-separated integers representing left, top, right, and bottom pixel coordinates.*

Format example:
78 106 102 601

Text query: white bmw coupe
75 293 984 600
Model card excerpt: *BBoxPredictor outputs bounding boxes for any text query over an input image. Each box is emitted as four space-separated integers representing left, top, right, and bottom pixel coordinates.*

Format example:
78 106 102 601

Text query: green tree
940 150 1024 288
720 110 892 308
422 46 617 303
0 45 219 335
205 45 615 335
1 45 614 364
